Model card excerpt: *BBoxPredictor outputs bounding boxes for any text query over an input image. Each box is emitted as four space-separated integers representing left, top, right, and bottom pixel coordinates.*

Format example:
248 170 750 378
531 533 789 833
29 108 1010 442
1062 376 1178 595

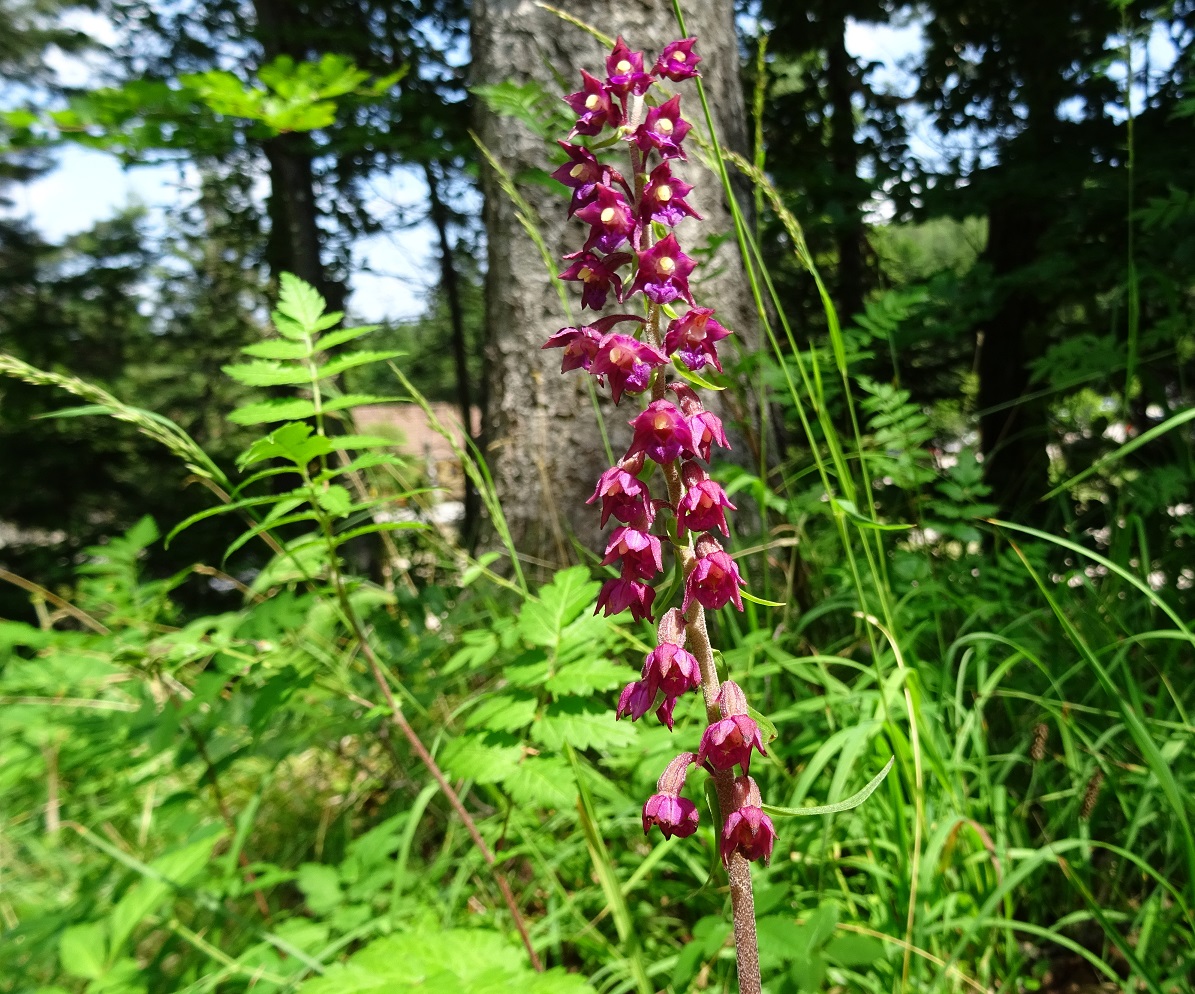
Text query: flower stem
643 310 762 994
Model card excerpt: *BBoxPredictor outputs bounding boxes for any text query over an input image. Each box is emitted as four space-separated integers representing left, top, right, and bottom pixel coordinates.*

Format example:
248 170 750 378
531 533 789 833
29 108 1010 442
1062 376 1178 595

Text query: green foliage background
2 1 1195 993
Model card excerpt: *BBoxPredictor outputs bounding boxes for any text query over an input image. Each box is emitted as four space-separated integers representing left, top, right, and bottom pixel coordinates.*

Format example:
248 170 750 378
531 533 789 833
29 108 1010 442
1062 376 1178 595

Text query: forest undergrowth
3 14 1195 992
1 257 1191 993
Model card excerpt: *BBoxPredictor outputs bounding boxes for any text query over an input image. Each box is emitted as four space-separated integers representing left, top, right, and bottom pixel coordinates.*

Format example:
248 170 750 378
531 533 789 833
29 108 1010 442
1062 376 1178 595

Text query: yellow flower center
657 184 673 202
600 206 616 223
608 345 626 364
585 94 601 110
579 266 595 281
658 256 676 274
570 163 586 179
616 59 632 73
674 52 687 62
657 118 674 135
653 413 672 431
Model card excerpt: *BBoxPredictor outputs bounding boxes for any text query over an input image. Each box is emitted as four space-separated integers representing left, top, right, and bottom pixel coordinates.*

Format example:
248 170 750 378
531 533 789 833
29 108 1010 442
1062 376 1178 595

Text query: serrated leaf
223 360 313 387
531 698 637 752
230 397 319 426
439 734 523 783
504 649 550 688
545 659 629 696
518 566 601 647
316 324 382 351
297 863 343 915
317 485 352 516
501 756 577 808
241 339 311 360
313 350 405 380
466 692 538 732
276 273 326 331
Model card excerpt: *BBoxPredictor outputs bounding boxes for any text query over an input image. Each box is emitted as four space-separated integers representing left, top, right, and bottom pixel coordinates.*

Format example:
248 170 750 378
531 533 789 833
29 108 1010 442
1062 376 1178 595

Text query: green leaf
530 698 636 752
748 705 779 746
223 360 312 387
501 756 577 808
740 589 787 608
466 692 538 733
229 397 319 426
545 659 630 696
671 356 726 391
518 566 601 647
825 933 886 967
763 757 894 818
312 350 405 379
831 497 912 531
316 485 352 517
276 273 327 332
439 734 523 783
316 324 382 351
59 922 108 980
297 863 343 916
109 831 220 953
240 338 311 360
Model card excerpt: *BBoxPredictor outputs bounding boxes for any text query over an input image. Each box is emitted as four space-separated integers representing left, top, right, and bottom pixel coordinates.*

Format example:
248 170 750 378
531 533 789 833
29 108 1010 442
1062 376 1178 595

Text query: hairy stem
644 310 762 994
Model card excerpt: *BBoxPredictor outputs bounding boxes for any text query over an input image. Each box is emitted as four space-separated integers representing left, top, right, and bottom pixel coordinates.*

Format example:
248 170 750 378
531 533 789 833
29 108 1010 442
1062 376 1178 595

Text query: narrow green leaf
832 497 911 531
763 757 893 818
671 356 727 391
740 589 786 608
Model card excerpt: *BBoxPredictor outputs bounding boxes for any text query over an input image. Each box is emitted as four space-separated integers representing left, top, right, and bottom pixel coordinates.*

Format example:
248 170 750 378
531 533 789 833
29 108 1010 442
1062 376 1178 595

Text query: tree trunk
472 0 754 570
252 0 343 310
424 160 482 546
977 186 1051 522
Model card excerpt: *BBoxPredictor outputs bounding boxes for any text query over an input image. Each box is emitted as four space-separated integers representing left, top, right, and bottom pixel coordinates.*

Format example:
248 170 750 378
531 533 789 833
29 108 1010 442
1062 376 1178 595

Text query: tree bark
252 0 343 311
472 0 754 570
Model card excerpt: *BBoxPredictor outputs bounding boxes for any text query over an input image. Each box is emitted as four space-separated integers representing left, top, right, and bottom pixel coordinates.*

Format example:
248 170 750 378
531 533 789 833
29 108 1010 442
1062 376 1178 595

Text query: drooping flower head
696 681 766 772
590 332 665 404
720 775 776 865
639 162 702 228
664 307 732 373
596 575 655 622
559 250 631 311
550 141 627 217
626 399 693 464
667 382 731 461
587 452 650 527
605 37 653 96
601 520 662 580
642 752 700 839
678 462 736 537
634 95 691 159
654 38 702 81
627 233 696 306
565 69 622 136
576 185 639 253
683 533 745 613
542 324 602 373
